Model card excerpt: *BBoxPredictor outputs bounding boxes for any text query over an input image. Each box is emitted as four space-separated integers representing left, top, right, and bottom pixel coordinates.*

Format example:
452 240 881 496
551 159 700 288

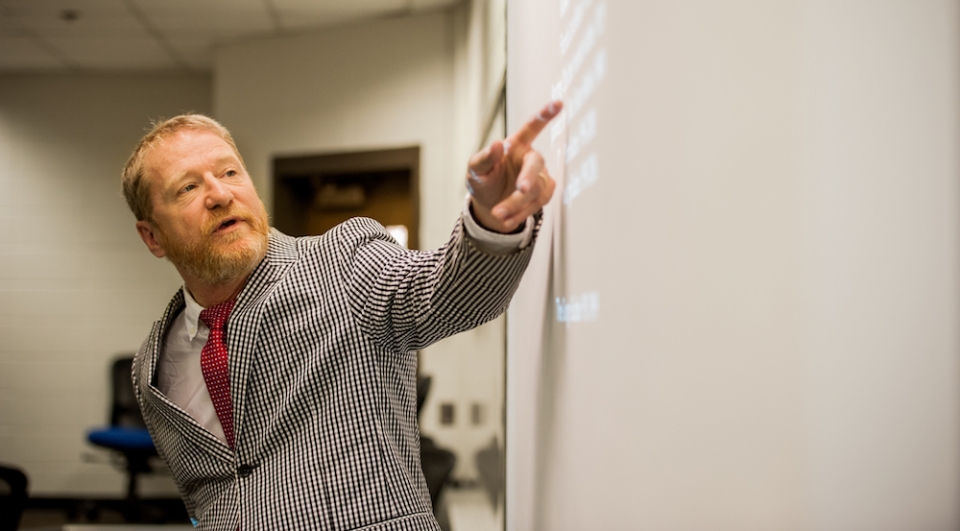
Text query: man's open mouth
215 217 241 232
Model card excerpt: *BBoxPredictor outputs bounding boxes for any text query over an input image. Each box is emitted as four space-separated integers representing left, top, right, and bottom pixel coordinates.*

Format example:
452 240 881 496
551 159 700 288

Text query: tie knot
199 299 235 332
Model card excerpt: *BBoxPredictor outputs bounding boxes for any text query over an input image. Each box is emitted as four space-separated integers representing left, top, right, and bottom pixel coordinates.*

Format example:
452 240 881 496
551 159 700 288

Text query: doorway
272 146 420 249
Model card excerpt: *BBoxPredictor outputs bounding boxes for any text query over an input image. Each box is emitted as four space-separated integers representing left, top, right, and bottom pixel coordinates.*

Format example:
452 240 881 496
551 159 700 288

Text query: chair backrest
416 375 432 417
110 356 147 428
0 465 28 531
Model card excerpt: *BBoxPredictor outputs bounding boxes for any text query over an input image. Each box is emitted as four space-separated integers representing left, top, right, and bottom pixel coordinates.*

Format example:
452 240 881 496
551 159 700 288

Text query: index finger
507 100 564 149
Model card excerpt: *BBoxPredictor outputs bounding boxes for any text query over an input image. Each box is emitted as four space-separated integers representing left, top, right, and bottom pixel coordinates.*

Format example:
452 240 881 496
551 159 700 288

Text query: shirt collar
181 286 205 341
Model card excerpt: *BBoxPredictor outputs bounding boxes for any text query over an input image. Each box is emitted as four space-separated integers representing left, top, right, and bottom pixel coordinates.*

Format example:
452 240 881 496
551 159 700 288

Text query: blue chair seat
88 427 156 452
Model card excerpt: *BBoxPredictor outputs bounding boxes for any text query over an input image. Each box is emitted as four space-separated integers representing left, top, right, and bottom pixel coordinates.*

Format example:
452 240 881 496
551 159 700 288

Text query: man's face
136 129 270 286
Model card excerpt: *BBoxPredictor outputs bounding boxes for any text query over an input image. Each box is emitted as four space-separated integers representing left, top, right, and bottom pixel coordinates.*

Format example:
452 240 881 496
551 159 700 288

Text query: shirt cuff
462 194 534 255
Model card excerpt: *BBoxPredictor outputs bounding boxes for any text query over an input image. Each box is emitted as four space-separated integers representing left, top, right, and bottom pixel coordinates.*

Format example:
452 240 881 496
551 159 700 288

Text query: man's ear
136 220 167 258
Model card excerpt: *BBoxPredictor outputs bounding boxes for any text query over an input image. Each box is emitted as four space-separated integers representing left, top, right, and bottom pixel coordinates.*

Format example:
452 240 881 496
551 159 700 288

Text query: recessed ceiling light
60 9 80 22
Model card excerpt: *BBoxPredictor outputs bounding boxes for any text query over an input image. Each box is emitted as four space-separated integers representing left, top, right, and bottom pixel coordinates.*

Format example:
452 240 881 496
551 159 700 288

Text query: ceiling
0 0 460 72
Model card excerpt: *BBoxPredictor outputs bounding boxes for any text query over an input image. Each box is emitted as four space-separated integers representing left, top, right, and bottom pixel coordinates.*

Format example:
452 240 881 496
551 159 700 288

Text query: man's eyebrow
162 173 193 195
215 154 240 165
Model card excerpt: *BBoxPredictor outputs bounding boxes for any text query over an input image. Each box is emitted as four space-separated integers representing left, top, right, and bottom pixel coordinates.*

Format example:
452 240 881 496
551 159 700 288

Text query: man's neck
183 274 249 308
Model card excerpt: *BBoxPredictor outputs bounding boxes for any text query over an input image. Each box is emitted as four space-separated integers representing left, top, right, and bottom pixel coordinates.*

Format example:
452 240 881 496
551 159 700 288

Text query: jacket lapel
227 229 298 449
140 289 234 462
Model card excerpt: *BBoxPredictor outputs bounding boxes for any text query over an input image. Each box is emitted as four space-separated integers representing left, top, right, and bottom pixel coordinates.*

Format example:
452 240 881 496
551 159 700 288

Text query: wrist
469 199 523 234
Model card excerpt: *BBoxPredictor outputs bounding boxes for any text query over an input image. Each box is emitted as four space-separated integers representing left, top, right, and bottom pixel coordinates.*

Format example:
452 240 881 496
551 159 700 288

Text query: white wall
214 6 505 479
446 0 509 486
214 13 461 244
0 73 211 496
507 0 960 529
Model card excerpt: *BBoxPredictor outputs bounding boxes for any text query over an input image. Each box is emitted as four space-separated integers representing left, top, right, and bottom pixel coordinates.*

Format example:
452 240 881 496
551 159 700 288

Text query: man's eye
226 170 237 177
180 184 197 194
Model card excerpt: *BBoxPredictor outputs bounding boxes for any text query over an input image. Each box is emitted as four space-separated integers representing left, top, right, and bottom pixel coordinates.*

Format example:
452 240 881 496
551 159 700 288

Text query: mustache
204 206 255 234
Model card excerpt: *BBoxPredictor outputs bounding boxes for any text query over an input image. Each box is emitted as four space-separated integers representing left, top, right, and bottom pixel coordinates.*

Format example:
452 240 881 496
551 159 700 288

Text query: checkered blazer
132 215 539 530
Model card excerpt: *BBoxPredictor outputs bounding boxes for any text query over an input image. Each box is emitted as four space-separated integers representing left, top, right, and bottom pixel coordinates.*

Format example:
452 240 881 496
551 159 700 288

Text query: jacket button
237 464 256 478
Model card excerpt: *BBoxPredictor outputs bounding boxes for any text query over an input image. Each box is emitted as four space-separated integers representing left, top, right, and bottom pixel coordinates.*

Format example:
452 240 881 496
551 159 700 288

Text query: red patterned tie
199 299 237 449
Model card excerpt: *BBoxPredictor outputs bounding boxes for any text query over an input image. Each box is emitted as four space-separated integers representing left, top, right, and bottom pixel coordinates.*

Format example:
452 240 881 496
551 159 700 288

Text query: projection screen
505 1 960 530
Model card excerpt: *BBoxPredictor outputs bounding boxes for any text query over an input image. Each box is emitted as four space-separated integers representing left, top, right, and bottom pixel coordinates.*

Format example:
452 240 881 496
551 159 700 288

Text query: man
124 101 561 530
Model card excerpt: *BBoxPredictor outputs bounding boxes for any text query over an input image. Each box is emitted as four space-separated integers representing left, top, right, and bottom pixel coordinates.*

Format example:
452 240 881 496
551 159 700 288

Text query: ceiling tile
411 0 459 9
272 0 408 19
270 0 396 11
0 26 29 37
0 15 30 37
0 0 129 18
166 37 214 70
0 0 462 71
19 13 143 38
0 36 64 69
44 35 177 69
131 0 266 11
275 0 407 31
1 0 141 38
275 10 355 31
131 1 273 40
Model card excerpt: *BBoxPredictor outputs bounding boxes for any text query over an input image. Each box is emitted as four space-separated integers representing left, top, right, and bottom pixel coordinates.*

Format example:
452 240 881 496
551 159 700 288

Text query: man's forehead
152 129 235 159
143 130 239 180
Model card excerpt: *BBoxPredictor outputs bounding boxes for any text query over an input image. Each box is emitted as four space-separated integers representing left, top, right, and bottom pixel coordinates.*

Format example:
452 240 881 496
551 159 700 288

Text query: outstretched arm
344 101 565 352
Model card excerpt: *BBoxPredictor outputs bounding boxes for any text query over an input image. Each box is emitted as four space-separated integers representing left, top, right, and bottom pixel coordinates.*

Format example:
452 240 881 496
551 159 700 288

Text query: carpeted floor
17 498 190 529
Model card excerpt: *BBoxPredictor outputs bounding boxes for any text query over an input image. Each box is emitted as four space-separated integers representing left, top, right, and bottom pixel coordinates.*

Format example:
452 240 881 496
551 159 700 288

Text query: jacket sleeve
333 213 541 353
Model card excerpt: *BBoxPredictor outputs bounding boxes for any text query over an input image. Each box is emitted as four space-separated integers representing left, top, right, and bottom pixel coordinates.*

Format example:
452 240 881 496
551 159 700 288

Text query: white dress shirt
155 201 533 445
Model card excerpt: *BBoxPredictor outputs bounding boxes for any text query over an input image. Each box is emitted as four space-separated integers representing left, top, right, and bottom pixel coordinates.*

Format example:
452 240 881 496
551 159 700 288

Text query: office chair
416 375 432 415
86 356 157 520
416 376 457 510
0 464 27 531
475 436 502 510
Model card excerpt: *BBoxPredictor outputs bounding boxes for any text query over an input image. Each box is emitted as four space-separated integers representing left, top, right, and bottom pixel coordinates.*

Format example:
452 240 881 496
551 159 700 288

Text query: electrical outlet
440 403 455 425
471 402 484 426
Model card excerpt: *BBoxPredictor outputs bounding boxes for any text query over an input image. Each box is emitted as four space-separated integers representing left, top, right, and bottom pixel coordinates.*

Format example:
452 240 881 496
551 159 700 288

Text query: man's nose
203 173 233 209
